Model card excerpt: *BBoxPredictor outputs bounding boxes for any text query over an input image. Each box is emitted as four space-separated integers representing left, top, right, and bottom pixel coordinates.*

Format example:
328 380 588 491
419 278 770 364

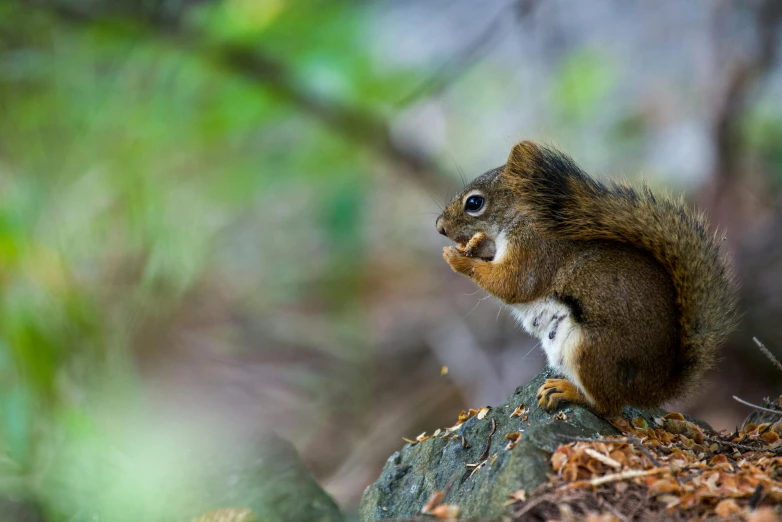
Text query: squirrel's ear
506 141 543 177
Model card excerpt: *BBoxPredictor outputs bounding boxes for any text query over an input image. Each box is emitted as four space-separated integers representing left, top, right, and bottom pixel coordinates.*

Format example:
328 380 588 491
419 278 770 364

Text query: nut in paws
460 232 496 260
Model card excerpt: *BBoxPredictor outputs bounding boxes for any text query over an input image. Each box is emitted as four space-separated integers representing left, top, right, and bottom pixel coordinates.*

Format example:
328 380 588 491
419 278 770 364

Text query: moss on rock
359 369 670 521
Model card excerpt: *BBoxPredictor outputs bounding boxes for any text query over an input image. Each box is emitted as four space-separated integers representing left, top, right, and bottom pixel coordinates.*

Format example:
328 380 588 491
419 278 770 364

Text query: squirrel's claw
536 378 587 411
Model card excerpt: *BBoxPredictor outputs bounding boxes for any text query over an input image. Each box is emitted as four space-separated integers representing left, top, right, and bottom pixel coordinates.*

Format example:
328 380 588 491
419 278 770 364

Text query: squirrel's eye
464 195 485 214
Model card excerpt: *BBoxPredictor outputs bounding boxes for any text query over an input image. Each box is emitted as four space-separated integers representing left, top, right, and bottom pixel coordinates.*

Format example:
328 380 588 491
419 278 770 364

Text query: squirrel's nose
435 216 447 236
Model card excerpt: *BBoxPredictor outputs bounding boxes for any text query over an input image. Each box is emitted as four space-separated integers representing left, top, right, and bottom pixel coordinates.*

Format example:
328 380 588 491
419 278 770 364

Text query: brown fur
436 141 738 415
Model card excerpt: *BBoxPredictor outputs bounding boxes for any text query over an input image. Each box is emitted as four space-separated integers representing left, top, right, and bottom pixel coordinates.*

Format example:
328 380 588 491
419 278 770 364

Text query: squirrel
436 141 739 416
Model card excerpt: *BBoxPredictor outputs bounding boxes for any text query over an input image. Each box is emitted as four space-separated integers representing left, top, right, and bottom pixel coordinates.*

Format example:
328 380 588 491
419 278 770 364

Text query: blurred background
1 0 781 519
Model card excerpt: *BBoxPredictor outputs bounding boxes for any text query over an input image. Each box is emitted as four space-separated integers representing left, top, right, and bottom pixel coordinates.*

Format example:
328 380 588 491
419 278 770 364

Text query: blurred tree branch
396 0 539 107
23 0 451 193
704 0 782 368
711 0 782 189
700 0 781 256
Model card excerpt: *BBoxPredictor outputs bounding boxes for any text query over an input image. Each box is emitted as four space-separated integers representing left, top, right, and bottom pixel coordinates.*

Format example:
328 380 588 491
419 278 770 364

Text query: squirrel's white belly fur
510 299 593 403
494 231 592 402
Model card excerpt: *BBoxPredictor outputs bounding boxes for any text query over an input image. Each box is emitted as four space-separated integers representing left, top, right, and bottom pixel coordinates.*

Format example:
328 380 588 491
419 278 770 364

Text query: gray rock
38 430 344 522
187 432 345 522
359 369 669 521
0 496 45 522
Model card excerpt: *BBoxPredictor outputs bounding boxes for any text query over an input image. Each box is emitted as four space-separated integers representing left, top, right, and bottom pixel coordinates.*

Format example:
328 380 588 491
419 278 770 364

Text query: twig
749 483 764 509
603 501 631 522
732 395 782 416
511 488 559 519
559 434 606 442
704 434 782 455
584 448 622 469
23 0 451 193
558 434 663 468
561 467 670 489
479 418 497 461
463 418 498 473
396 5 516 106
625 489 652 520
466 458 487 478
627 434 664 468
753 337 782 373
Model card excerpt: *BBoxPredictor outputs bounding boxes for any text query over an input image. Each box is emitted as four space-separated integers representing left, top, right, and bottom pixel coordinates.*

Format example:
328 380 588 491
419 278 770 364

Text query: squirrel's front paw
443 246 476 276
537 378 587 411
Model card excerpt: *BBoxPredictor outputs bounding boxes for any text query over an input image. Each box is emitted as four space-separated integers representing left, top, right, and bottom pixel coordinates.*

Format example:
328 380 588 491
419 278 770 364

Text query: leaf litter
509 410 782 521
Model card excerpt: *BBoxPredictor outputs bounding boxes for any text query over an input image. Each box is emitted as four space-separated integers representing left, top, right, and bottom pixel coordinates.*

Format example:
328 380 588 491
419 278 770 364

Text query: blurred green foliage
553 48 614 124
0 1 421 519
1 1 781 520
745 102 782 188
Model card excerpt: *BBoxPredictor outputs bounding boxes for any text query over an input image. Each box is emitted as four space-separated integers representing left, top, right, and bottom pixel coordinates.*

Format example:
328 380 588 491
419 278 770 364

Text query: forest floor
505 408 782 521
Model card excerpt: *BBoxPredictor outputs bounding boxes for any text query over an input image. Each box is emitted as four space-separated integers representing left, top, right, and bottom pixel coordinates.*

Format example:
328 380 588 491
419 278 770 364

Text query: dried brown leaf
510 405 527 417
746 507 782 522
430 504 461 521
508 489 526 502
714 498 742 516
421 491 444 514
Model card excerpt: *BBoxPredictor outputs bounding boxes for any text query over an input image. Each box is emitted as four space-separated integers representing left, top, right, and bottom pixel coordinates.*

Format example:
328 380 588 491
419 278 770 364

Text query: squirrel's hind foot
536 378 589 411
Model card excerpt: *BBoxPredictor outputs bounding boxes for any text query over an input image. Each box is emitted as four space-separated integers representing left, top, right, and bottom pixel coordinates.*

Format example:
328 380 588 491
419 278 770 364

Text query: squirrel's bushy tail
507 142 739 388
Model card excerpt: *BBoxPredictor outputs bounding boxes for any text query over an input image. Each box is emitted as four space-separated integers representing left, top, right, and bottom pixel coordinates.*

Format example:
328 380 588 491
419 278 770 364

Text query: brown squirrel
436 141 738 415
